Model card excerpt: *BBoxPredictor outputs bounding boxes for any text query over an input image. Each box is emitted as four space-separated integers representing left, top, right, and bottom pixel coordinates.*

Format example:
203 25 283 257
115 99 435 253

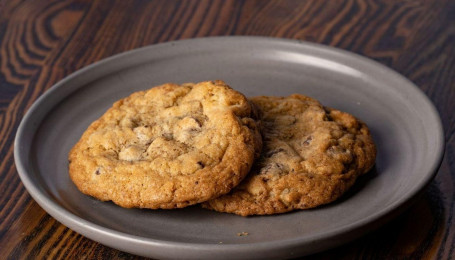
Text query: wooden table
1 0 454 258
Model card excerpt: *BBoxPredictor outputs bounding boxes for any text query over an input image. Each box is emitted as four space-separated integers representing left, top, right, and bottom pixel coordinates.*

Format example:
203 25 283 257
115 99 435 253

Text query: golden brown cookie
69 80 262 209
203 94 376 216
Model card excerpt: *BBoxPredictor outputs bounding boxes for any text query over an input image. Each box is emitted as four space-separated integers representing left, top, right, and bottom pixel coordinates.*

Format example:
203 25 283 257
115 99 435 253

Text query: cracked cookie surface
203 94 376 216
69 80 262 209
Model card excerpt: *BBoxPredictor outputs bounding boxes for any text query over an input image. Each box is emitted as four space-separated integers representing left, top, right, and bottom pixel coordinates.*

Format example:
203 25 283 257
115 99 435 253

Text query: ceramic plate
14 37 444 259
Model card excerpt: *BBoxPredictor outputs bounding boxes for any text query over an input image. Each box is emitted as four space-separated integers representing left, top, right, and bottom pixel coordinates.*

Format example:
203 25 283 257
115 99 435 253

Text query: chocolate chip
131 118 140 128
95 168 101 175
162 133 173 140
259 164 272 174
197 161 205 168
193 117 204 127
260 163 285 174
303 136 313 146
188 128 201 133
275 163 284 170
265 148 285 157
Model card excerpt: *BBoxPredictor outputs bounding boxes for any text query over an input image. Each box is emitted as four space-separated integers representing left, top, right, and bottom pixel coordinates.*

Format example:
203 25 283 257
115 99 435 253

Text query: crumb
237 232 249 236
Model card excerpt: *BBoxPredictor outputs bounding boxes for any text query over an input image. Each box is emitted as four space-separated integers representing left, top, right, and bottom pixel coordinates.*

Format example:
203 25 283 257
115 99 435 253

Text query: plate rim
14 36 445 256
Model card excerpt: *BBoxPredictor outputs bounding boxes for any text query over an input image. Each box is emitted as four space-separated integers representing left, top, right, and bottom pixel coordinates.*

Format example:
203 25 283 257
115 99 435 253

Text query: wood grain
0 0 454 258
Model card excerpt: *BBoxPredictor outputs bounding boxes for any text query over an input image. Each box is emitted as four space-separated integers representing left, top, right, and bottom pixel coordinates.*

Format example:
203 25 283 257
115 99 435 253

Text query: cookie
69 80 262 209
203 94 376 216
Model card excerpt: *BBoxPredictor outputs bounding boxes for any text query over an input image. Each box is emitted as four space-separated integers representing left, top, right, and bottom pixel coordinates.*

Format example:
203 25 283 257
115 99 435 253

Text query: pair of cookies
69 80 376 216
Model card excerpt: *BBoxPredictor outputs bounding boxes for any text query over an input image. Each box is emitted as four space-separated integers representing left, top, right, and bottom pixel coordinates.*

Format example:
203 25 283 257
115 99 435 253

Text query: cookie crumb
237 232 249 236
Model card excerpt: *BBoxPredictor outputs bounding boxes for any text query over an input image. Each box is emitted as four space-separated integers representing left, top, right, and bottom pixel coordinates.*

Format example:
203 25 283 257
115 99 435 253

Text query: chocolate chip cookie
69 80 262 209
203 94 376 216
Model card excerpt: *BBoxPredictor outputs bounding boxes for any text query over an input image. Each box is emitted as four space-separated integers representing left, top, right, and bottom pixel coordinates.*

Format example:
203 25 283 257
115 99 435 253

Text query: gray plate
14 37 444 259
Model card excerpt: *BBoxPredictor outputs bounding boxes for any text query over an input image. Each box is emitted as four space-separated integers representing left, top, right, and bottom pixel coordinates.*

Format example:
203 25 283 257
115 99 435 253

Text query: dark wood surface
1 0 454 258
